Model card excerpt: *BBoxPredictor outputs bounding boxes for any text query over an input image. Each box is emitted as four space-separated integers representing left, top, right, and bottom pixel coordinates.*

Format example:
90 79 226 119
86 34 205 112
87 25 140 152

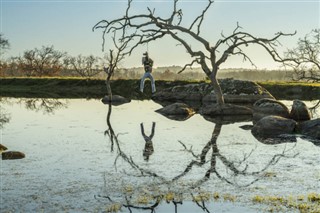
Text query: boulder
2 151 25 160
251 115 297 139
101 95 131 106
155 103 195 121
290 100 311 121
297 118 320 140
253 98 290 123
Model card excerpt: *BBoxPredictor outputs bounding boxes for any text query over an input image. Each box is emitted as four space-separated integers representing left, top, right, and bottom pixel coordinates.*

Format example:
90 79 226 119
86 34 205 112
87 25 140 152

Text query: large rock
297 118 320 140
152 79 274 104
251 115 297 139
290 100 311 121
2 151 25 160
253 98 290 123
155 103 195 121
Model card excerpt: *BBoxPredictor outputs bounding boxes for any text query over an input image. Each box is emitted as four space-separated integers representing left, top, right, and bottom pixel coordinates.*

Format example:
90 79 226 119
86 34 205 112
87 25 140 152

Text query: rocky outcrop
155 103 195 121
101 95 131 106
251 99 320 143
253 98 290 124
251 115 297 139
152 79 274 104
290 100 311 121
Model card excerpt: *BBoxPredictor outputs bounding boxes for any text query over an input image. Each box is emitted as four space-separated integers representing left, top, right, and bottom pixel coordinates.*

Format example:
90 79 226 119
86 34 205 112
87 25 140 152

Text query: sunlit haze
1 0 319 69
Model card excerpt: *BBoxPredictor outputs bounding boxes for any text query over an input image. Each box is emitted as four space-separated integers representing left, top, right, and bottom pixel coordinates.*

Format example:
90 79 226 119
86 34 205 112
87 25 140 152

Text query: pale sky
1 0 319 69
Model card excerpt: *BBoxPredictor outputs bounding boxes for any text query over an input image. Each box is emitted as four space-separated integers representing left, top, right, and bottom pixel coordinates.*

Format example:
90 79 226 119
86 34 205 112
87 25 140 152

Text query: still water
1 98 319 212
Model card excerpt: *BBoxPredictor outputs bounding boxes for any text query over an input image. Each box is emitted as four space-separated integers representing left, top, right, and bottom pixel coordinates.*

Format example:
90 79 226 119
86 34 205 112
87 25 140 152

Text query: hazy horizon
1 0 319 70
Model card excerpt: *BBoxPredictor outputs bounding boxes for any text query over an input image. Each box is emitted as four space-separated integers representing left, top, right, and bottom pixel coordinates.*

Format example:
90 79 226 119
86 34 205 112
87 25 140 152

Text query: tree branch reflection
17 98 68 114
175 122 298 187
102 103 299 212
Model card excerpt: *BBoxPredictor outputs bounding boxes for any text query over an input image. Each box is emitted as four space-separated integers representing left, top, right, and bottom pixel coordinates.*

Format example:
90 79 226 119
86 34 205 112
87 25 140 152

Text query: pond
1 97 319 212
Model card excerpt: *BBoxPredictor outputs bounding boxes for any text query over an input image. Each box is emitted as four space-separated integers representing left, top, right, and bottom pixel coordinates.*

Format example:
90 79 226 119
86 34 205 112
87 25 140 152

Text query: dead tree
93 0 295 106
102 32 130 100
284 29 320 82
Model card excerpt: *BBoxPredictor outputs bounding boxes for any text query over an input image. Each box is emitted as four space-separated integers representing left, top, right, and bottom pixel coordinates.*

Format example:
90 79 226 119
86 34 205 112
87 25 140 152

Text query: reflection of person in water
140 122 156 161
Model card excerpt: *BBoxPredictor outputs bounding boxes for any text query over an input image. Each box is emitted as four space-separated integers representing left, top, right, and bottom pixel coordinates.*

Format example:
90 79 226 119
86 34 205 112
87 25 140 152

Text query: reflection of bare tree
100 106 298 212
0 98 13 128
104 102 116 152
176 123 298 187
18 98 68 114
0 106 11 128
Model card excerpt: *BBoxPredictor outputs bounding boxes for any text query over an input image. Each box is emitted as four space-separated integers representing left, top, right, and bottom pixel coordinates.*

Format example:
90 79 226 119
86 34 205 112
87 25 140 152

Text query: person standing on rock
140 52 156 93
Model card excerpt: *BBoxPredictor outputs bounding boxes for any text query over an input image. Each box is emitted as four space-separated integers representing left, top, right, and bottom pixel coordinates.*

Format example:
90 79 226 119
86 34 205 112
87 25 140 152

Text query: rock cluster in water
151 79 319 143
251 98 319 143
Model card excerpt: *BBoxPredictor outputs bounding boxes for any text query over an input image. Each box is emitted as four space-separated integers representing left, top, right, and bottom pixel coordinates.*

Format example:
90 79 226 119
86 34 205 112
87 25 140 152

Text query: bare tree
284 29 320 82
93 0 295 106
17 45 66 77
65 54 102 78
102 34 129 100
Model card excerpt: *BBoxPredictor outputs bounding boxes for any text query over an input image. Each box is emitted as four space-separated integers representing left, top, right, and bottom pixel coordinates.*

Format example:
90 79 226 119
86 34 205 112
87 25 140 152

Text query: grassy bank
257 81 320 100
1 77 319 100
0 77 194 99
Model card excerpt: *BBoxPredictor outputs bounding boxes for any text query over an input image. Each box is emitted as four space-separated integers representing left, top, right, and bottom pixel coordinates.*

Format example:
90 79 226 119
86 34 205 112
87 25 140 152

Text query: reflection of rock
152 79 274 104
253 98 290 124
252 132 297 144
200 104 253 116
203 114 252 125
200 104 252 124
251 115 297 139
239 125 254 130
155 103 195 121
290 100 311 121
297 118 320 140
101 95 131 106
2 151 25 160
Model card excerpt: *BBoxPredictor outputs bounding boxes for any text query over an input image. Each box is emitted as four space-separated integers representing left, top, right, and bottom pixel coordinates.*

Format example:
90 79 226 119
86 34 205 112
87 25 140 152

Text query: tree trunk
209 72 224 105
105 75 112 101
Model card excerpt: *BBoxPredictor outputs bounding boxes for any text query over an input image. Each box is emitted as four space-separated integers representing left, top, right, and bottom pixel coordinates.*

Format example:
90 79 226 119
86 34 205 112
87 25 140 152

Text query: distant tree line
0 29 319 82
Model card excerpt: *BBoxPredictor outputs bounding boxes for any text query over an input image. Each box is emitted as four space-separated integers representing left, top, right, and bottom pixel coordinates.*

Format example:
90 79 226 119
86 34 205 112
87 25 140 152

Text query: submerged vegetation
101 187 320 213
252 193 320 213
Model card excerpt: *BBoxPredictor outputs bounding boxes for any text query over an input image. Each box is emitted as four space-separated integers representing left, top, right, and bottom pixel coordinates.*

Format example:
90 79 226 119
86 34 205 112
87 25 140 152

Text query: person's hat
143 52 148 56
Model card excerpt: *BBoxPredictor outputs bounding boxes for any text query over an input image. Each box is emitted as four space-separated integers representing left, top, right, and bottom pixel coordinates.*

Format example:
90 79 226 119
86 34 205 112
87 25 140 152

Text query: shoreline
1 77 319 100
